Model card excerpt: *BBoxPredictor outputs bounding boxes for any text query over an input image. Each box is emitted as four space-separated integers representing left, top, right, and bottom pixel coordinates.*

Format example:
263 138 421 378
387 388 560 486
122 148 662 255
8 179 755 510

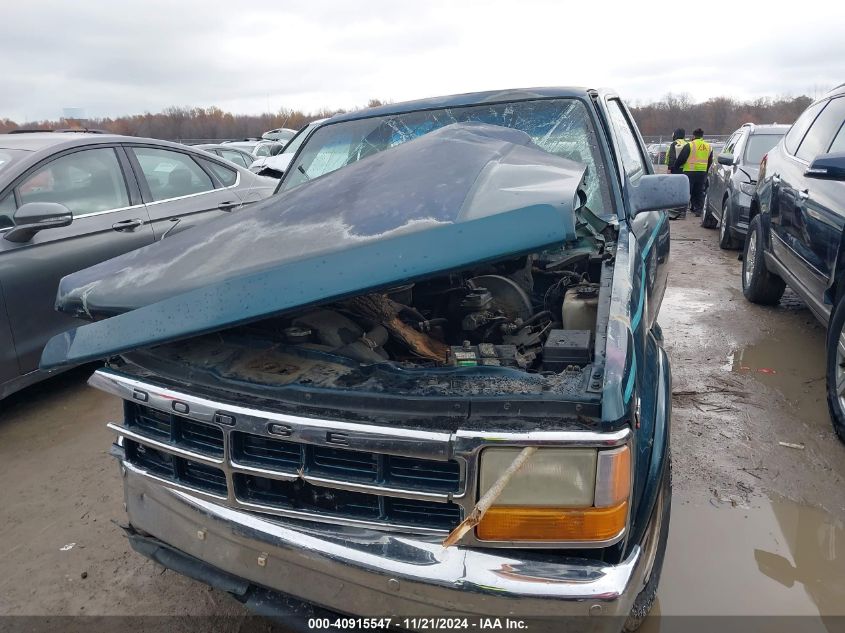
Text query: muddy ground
0 216 844 623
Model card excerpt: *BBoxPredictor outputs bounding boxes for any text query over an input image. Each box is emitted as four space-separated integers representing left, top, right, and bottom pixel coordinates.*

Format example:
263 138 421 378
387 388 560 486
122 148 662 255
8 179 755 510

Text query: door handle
771 174 781 184
218 200 239 212
112 218 143 232
798 189 810 200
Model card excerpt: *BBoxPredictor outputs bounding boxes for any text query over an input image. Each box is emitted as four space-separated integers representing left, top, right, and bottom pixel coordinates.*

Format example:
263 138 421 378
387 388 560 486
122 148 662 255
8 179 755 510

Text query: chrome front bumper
123 465 652 622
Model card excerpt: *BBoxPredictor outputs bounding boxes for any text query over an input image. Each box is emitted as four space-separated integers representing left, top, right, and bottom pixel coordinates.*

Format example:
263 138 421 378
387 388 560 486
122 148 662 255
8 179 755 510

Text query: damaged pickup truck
41 89 688 630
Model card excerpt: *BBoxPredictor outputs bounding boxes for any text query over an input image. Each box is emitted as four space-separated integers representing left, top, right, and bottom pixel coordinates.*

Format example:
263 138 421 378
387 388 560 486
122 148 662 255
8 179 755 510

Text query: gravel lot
1 216 843 624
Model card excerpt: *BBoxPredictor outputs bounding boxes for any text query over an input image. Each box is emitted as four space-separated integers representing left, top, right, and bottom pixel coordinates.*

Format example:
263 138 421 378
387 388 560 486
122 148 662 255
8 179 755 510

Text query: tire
719 196 741 249
742 214 785 305
701 189 718 229
623 457 672 632
825 296 845 443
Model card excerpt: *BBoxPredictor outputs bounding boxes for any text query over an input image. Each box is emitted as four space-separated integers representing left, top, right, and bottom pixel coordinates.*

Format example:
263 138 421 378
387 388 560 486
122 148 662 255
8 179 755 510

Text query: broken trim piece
442 446 537 547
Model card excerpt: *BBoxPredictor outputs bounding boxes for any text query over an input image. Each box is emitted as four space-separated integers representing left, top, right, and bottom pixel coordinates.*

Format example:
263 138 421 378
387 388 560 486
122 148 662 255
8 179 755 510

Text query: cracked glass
281 99 614 216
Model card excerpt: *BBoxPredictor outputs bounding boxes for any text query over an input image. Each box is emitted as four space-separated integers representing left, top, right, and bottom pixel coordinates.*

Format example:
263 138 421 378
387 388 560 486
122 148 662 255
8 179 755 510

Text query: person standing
674 128 712 217
665 128 689 219
664 128 688 174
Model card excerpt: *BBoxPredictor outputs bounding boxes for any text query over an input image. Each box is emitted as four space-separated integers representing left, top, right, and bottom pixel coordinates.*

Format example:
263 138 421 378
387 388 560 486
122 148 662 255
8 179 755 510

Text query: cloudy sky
2 0 843 122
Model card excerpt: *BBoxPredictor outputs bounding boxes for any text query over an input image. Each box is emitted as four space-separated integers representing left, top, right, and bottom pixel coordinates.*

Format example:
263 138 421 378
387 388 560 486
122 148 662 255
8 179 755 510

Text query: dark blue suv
741 84 845 440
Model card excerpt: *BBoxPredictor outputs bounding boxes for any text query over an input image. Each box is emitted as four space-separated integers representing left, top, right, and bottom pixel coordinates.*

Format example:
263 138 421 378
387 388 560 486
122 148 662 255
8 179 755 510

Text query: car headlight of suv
476 446 630 542
739 181 756 196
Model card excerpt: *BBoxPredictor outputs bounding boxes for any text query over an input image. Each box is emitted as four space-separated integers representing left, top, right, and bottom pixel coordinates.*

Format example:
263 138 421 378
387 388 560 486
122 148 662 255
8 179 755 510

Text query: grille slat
180 461 228 495
235 474 458 528
125 439 227 497
127 404 223 457
131 407 172 440
386 498 462 529
386 456 461 492
178 419 224 456
310 447 378 481
233 434 300 470
232 431 461 494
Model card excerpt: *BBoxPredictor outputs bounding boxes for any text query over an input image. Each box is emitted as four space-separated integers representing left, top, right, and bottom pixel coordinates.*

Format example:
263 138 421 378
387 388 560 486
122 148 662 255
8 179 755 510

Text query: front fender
628 333 671 550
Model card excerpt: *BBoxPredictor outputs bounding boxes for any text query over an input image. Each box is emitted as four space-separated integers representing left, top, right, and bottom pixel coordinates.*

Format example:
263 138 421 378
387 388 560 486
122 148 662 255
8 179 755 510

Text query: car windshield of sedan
744 134 784 165
279 98 614 216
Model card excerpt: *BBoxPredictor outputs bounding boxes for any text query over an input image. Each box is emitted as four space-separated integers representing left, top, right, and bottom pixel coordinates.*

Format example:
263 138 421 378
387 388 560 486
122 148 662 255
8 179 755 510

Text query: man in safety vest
673 128 712 217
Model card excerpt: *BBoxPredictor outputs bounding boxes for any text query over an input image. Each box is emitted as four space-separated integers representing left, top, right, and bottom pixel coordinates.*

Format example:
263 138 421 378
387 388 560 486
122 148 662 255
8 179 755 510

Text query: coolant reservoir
561 284 599 334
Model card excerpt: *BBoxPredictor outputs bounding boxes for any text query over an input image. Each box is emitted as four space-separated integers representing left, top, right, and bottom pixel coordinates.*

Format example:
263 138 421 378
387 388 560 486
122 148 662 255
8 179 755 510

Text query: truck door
770 99 829 297
789 97 845 299
604 98 669 328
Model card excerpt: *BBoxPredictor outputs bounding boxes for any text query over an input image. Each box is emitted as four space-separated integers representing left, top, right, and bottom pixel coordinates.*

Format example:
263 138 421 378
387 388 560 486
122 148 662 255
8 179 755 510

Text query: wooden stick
442 446 537 547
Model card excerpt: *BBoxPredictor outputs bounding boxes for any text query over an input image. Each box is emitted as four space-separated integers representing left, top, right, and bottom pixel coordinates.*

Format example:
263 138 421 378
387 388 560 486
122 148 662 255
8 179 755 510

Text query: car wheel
825 296 845 443
719 196 741 249
701 190 718 229
742 214 785 305
623 456 671 632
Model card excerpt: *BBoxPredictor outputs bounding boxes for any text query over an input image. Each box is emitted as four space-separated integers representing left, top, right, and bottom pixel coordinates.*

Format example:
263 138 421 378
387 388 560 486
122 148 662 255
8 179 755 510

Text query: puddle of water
726 334 828 431
656 495 845 617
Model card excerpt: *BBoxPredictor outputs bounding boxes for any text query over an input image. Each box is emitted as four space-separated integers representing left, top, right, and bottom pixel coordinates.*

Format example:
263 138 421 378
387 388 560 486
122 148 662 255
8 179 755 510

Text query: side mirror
805 151 845 180
4 202 72 243
717 153 734 166
629 174 689 217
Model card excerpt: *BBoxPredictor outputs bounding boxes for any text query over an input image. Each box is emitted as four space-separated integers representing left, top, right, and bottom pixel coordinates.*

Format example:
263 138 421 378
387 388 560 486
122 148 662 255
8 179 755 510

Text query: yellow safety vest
683 138 711 172
664 139 688 166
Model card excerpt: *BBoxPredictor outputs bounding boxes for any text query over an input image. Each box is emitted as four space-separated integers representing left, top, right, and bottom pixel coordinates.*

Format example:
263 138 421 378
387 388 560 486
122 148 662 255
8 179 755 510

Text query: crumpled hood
41 122 586 369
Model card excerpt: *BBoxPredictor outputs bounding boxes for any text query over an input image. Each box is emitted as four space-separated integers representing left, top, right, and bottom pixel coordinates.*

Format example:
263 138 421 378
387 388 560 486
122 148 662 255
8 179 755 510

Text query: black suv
741 84 845 439
703 123 788 248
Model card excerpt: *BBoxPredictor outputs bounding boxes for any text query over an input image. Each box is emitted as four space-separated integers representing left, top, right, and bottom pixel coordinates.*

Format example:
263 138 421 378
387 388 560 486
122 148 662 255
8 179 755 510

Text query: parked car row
693 84 845 441
702 123 789 248
741 84 845 439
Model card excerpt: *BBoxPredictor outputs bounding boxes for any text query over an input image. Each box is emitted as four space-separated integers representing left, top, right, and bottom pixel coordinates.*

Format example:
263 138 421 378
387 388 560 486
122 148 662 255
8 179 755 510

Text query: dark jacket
666 139 688 174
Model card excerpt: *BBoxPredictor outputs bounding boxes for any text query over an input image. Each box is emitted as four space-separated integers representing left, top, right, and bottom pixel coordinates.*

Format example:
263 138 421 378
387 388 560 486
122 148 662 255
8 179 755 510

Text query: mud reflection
656 495 845 620
726 332 828 430
755 500 845 623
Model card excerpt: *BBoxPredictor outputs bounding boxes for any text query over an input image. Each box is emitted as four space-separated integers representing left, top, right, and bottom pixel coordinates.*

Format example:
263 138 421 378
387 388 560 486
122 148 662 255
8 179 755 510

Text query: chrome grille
95 368 632 547
116 400 464 533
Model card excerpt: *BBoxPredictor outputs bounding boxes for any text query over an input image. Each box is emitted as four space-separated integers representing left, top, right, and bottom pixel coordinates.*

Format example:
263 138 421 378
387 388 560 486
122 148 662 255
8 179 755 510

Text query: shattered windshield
280 99 613 215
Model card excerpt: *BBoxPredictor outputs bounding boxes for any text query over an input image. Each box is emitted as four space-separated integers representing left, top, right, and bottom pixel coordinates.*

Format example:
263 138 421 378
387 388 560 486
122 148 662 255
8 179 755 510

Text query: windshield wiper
297 165 311 181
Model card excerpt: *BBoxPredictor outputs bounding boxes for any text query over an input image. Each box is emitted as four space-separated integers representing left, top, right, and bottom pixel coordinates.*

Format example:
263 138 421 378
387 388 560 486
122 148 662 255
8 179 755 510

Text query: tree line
0 95 812 141
629 93 812 138
0 99 388 141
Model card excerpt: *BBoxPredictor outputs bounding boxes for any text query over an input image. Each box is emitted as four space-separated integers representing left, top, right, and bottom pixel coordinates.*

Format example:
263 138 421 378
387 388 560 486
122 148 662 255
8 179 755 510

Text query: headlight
476 446 630 542
739 182 756 196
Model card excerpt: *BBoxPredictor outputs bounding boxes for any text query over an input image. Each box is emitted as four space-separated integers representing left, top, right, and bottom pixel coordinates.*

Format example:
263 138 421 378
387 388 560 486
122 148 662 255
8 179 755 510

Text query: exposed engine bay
246 239 612 376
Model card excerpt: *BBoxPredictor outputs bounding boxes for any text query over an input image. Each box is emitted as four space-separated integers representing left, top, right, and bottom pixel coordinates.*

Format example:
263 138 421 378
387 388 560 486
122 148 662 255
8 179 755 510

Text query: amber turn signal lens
476 501 628 542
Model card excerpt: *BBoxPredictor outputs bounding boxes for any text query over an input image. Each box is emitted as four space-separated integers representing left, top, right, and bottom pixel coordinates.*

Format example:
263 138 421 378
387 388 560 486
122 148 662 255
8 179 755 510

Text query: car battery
448 343 519 367
542 329 591 370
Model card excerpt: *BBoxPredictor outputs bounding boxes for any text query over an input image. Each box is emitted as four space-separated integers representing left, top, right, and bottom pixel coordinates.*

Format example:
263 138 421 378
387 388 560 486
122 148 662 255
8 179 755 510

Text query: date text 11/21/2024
307 618 529 630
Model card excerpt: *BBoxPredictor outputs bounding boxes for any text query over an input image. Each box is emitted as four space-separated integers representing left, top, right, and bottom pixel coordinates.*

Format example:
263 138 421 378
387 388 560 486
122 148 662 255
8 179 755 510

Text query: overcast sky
2 1 843 122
